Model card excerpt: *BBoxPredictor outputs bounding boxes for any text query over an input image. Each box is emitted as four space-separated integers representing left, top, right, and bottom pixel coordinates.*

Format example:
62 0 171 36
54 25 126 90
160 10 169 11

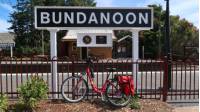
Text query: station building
60 30 117 59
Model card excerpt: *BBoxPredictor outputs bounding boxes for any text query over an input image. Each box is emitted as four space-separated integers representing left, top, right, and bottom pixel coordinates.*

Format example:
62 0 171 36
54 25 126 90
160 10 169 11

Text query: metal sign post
10 46 13 58
131 30 139 80
165 0 172 89
49 29 58 99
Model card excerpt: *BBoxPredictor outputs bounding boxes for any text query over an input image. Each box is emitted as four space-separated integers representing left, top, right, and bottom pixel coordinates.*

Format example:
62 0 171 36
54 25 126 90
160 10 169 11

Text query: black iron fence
167 61 199 102
0 57 199 102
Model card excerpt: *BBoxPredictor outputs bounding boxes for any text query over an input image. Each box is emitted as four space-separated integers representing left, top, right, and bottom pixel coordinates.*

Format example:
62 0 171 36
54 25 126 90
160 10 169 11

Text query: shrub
129 94 141 109
17 76 48 110
0 94 8 112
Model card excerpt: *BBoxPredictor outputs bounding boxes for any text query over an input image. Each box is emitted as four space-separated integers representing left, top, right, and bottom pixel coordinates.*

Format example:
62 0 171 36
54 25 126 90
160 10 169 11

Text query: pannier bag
117 75 134 96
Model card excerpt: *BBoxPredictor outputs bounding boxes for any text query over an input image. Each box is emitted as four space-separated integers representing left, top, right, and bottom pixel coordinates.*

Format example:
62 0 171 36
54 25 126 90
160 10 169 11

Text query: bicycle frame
80 66 113 95
61 58 132 107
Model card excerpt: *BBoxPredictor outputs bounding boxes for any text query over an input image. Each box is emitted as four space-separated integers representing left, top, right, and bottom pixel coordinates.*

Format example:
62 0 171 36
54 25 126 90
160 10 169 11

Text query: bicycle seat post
106 68 116 78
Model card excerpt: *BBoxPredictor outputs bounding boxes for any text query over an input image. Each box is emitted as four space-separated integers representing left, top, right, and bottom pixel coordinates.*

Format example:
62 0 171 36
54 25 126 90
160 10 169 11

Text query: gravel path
34 99 173 112
172 106 199 112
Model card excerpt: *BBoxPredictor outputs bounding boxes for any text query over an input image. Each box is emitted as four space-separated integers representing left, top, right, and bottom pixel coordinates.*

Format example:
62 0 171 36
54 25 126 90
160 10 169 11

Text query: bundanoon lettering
40 12 149 25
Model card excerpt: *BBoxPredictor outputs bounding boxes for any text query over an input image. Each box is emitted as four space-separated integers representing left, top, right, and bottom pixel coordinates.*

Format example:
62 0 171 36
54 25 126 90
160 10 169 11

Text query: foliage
0 94 8 112
143 5 198 59
129 94 141 110
115 5 199 59
9 0 96 56
65 0 96 6
141 5 166 59
9 0 47 56
17 76 48 110
170 17 199 59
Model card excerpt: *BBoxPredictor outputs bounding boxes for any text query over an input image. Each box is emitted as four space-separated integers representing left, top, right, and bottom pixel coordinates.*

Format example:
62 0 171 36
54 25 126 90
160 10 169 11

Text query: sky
0 0 199 32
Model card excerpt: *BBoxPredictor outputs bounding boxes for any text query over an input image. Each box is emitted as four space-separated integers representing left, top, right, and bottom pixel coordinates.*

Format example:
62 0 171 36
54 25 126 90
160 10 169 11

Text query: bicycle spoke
61 76 88 103
106 80 131 107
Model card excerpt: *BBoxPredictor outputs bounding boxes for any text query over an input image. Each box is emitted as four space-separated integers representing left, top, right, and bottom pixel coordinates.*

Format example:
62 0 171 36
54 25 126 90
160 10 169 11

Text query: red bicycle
61 58 132 107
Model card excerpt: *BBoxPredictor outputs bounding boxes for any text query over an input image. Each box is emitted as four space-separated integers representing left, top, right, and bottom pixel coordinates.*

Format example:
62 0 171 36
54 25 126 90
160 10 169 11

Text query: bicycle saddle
106 68 117 72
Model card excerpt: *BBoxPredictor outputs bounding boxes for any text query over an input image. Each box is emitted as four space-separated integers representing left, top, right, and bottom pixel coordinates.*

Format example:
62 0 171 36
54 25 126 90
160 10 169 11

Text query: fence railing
0 57 199 102
167 61 199 102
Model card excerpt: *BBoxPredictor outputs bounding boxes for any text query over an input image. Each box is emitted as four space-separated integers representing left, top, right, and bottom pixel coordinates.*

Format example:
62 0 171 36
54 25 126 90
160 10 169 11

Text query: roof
0 33 15 44
117 35 132 43
0 33 15 48
62 30 117 41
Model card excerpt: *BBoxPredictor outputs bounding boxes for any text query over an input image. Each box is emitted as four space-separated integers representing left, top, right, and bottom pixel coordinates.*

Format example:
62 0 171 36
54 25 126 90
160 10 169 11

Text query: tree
143 5 199 59
114 5 165 58
170 16 199 59
141 5 166 59
9 0 96 57
9 0 47 56
114 4 199 59
65 0 96 6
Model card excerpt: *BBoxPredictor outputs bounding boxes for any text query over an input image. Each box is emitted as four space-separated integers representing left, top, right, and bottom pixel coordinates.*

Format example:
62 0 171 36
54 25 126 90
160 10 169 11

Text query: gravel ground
172 106 199 112
32 99 172 112
170 103 199 112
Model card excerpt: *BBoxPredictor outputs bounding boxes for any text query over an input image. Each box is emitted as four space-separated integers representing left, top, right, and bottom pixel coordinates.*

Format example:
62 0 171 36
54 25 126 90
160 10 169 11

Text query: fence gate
134 60 164 100
166 61 199 102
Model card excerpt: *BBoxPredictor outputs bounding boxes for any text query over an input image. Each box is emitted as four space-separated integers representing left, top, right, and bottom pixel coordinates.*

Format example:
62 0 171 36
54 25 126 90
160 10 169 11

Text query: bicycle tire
61 76 88 103
105 80 131 107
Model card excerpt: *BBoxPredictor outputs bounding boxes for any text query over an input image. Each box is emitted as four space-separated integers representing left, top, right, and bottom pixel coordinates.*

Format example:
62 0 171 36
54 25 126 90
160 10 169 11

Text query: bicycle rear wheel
61 76 88 103
105 80 131 107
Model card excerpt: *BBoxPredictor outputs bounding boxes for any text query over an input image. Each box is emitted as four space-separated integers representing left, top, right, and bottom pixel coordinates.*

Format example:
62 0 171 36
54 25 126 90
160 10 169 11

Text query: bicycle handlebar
86 57 92 64
86 56 97 67
86 56 98 65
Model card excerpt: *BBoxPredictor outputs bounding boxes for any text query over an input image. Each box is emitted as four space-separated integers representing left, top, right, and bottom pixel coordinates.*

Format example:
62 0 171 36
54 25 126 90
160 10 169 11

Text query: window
117 46 126 53
96 36 107 44
72 42 77 51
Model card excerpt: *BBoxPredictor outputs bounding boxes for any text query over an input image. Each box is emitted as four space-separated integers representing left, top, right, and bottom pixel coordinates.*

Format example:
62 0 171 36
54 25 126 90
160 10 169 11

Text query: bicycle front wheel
61 76 88 103
105 80 131 107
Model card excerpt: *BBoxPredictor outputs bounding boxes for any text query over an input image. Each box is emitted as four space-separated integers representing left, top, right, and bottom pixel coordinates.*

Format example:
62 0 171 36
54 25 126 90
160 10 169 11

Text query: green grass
129 94 141 109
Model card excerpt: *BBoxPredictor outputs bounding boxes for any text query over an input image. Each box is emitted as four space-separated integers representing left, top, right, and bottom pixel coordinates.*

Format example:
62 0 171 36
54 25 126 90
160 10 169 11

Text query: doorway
81 47 88 59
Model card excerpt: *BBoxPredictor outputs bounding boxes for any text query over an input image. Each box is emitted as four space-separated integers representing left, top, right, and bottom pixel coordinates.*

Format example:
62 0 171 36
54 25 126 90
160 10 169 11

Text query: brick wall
62 41 112 59
88 47 112 59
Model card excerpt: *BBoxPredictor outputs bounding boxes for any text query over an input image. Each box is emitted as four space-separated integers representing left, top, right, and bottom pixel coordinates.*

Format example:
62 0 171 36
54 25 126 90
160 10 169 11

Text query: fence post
0 58 2 94
162 58 168 101
72 56 75 100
